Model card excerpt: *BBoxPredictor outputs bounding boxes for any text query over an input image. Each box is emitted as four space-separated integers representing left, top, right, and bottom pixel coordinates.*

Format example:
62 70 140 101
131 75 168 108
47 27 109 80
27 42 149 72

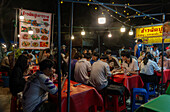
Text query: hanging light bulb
98 14 106 24
81 29 85 36
18 34 20 37
71 35 74 40
120 25 126 32
108 31 112 38
129 27 133 35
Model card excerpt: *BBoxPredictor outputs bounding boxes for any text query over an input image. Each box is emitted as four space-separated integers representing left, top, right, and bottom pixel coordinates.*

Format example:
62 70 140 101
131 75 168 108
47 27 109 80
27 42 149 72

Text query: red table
156 69 170 83
111 74 144 92
50 80 104 112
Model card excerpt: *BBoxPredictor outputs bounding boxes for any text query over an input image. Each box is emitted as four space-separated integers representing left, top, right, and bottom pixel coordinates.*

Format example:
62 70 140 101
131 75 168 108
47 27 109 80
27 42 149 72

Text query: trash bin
2 76 9 87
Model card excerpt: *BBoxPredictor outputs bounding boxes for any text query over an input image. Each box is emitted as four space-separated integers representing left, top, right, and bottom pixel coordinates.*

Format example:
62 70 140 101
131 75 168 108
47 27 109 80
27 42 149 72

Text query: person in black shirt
9 55 29 96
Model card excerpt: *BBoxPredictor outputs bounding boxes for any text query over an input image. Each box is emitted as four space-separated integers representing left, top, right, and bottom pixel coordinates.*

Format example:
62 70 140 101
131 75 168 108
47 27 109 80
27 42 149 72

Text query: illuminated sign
136 25 163 38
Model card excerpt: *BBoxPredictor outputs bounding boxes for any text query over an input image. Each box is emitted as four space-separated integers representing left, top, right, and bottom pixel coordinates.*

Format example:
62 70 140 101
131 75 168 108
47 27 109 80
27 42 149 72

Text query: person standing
134 39 143 58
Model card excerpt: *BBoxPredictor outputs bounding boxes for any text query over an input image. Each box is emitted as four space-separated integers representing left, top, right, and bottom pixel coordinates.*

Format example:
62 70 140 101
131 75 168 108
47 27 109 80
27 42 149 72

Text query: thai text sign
19 9 52 49
136 25 163 38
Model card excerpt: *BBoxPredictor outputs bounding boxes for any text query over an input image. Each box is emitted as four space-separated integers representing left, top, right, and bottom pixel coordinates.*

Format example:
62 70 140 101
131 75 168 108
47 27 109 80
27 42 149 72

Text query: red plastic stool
166 81 170 91
105 94 126 112
0 72 8 76
10 96 17 112
10 96 23 112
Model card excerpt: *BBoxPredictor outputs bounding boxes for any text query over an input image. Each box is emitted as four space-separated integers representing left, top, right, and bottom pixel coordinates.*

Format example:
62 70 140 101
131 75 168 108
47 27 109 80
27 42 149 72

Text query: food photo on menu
22 41 31 47
23 19 31 24
31 20 41 26
32 42 39 47
40 42 48 47
22 34 31 40
40 28 49 34
41 35 48 40
34 28 40 33
31 34 40 40
43 22 49 27
21 26 29 32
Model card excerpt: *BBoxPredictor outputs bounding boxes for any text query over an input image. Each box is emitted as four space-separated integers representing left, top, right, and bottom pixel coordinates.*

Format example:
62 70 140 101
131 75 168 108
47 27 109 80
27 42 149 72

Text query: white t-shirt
22 71 58 112
74 58 91 84
150 49 159 63
122 58 139 72
89 60 112 90
140 59 160 75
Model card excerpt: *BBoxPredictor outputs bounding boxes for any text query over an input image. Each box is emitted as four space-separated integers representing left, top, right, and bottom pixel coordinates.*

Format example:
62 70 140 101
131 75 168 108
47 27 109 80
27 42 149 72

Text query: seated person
121 51 139 74
165 58 170 69
89 55 113 90
138 51 145 63
139 53 160 84
0 55 10 71
90 52 100 65
158 53 167 69
165 49 170 69
22 59 58 112
106 49 120 70
74 53 91 84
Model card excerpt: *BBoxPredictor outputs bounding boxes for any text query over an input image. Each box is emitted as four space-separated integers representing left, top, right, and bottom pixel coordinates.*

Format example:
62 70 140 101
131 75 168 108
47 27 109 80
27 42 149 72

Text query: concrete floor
0 86 11 112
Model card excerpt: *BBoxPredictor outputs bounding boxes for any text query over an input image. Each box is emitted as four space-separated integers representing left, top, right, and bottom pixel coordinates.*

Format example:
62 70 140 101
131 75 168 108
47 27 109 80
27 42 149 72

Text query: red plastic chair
105 94 127 112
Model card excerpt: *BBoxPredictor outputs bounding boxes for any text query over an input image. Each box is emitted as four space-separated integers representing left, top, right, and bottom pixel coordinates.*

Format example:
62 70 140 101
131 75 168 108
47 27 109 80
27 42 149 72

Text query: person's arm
105 64 113 78
39 75 58 95
153 61 161 72
134 45 138 56
87 61 92 72
129 59 139 74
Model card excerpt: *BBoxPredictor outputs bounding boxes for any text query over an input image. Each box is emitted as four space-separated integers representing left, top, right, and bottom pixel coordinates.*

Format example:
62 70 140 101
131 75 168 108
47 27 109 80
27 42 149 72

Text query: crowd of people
0 43 169 112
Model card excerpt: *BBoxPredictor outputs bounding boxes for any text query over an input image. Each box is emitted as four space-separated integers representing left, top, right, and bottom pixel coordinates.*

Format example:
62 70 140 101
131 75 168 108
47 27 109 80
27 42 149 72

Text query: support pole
67 3 74 112
98 33 100 55
161 14 165 94
57 0 62 112
51 14 55 54
13 9 18 66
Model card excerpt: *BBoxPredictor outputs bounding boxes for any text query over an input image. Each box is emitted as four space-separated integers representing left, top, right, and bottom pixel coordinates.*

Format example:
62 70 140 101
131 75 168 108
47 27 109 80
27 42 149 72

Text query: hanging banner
19 9 52 49
142 37 170 44
163 22 170 39
136 25 163 38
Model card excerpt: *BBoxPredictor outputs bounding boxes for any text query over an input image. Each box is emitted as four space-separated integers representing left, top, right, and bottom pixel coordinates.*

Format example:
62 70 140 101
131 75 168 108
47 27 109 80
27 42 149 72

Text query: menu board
19 9 52 49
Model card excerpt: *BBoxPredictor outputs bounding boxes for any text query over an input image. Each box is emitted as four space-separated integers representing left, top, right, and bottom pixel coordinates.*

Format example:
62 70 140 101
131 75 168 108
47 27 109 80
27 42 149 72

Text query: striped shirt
22 71 58 112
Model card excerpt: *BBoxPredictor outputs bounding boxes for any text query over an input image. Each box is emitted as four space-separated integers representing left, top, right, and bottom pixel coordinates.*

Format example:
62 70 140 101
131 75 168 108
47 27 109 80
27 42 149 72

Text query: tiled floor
0 87 11 112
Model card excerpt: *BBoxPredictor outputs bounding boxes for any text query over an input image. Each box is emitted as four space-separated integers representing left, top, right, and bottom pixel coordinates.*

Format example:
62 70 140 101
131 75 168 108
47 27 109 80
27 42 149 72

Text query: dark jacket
10 67 26 95
9 55 28 96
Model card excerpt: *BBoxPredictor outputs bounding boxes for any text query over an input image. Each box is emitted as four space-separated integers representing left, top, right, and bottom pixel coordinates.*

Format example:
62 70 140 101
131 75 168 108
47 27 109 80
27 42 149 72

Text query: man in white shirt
121 51 139 74
89 55 113 90
150 45 159 63
74 53 91 84
22 59 58 112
